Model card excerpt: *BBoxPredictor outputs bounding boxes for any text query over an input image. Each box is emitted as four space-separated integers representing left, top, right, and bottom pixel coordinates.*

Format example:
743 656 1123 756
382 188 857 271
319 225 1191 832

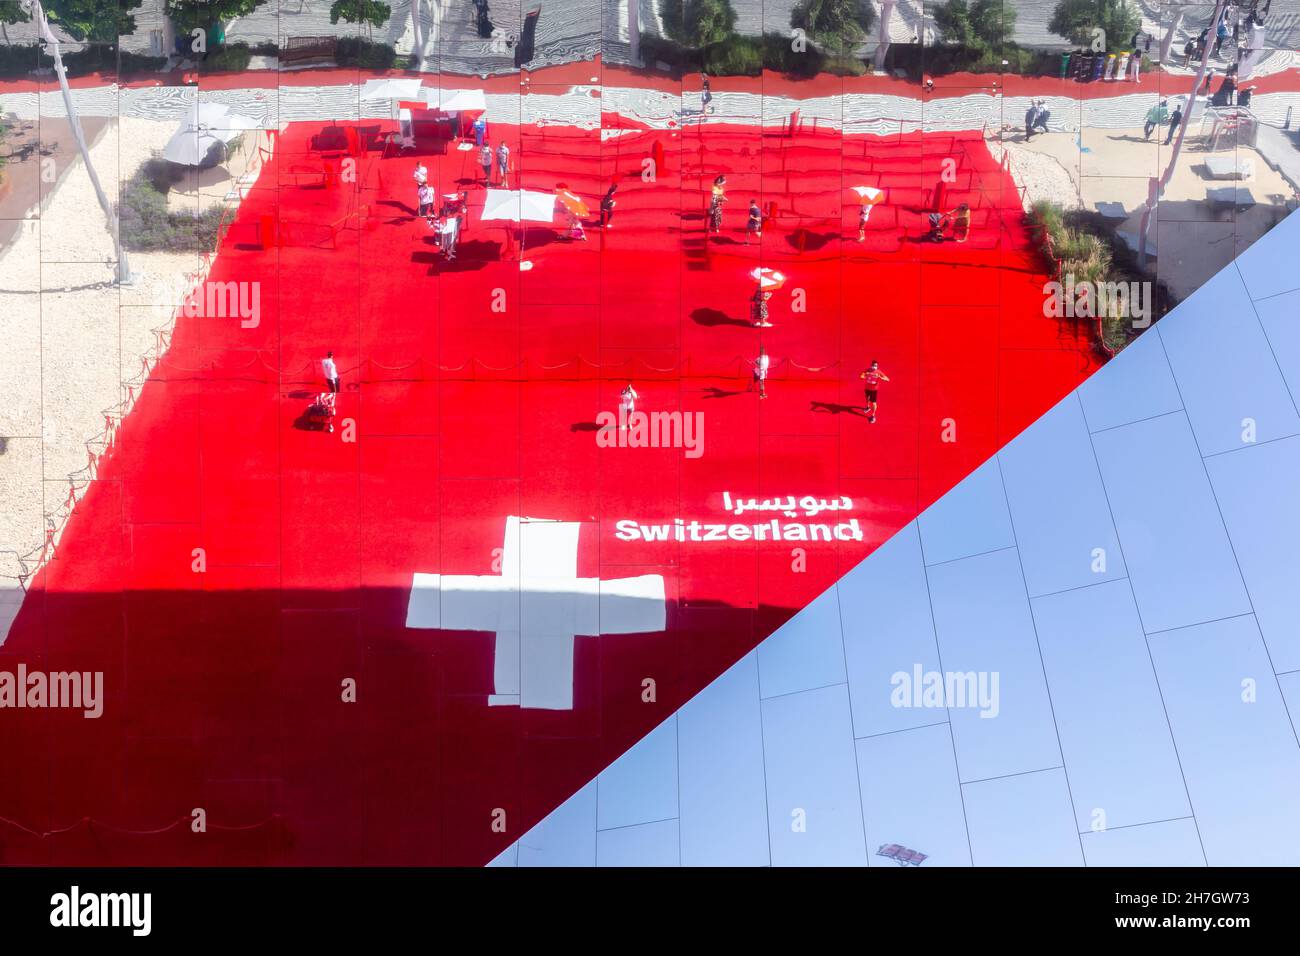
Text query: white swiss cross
405 516 667 710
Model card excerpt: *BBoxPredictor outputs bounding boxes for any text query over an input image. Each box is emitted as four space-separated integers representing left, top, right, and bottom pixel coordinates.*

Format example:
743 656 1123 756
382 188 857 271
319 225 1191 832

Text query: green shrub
336 37 396 69
1028 201 1176 354
119 169 225 253
0 43 51 77
201 42 254 73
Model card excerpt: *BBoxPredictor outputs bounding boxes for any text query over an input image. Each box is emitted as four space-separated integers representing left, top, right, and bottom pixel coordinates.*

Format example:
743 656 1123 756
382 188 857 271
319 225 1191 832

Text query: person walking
701 71 713 113
1024 100 1039 141
479 143 493 184
496 141 511 188
745 199 762 244
751 346 770 399
322 351 340 394
1144 99 1169 140
860 360 890 424
858 201 871 242
417 182 435 221
473 114 487 147
1164 104 1184 145
600 182 617 228
750 286 772 328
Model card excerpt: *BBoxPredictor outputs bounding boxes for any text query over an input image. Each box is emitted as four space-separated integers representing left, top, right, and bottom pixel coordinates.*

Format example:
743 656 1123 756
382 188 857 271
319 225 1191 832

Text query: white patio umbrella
480 188 557 223
361 78 424 123
431 88 488 114
162 102 259 167
479 189 558 265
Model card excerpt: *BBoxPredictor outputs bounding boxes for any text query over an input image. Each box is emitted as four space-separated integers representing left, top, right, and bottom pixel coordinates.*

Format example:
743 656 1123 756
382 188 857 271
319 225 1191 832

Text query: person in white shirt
322 351 340 394
417 183 435 220
496 142 510 187
413 162 428 187
618 383 638 430
441 214 459 260
751 346 770 399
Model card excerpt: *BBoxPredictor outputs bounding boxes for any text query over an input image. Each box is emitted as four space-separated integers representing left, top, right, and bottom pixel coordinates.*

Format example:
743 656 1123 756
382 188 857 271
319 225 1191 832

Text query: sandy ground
989 121 1296 300
0 113 210 634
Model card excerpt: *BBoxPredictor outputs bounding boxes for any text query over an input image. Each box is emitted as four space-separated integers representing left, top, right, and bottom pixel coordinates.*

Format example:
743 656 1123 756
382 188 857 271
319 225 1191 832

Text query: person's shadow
811 401 868 417
691 307 750 328
701 386 745 399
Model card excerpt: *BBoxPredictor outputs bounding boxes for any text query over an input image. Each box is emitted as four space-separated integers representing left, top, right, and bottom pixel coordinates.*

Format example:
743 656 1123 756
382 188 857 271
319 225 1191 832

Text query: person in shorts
860 360 890 423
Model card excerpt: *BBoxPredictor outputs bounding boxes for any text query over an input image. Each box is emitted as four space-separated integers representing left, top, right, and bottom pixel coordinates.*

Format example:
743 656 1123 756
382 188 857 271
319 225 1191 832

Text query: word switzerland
615 518 864 543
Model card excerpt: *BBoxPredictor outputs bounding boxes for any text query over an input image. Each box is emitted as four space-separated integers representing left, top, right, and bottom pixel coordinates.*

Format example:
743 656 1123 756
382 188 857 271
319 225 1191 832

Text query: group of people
413 162 467 261
1184 1 1270 67
1024 100 1052 140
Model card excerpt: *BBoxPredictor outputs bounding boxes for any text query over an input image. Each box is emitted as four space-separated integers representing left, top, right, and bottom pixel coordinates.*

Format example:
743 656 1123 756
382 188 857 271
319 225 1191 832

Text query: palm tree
25 0 133 282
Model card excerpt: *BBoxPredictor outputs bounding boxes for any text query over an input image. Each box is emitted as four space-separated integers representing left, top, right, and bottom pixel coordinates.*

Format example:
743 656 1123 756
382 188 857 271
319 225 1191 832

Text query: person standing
496 141 511 188
751 346 770 399
618 383 638 430
322 351 340 394
1164 104 1184 145
417 182 435 221
600 182 618 228
751 287 772 328
441 214 460 260
745 199 762 244
1024 100 1039 141
860 360 889 424
701 71 713 113
479 143 493 184
1144 99 1169 140
858 201 871 242
473 114 487 147
708 193 725 235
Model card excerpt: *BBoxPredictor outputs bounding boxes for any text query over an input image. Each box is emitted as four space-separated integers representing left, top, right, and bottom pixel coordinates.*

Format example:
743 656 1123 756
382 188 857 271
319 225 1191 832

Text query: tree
661 0 737 49
166 0 268 36
24 0 131 282
1 0 31 47
933 0 1015 49
790 0 876 52
329 0 391 31
1048 0 1140 48
42 0 141 43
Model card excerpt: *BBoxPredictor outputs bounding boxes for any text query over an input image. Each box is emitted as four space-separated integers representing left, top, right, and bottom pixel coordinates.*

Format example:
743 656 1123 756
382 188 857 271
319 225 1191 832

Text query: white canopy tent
360 78 424 101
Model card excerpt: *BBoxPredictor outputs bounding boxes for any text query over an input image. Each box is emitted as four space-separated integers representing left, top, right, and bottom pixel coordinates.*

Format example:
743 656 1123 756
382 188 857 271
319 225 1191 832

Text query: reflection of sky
493 210 1300 867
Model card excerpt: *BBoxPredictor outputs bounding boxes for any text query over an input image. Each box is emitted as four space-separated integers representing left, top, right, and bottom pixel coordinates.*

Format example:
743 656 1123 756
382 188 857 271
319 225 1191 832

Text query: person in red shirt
860 360 890 423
